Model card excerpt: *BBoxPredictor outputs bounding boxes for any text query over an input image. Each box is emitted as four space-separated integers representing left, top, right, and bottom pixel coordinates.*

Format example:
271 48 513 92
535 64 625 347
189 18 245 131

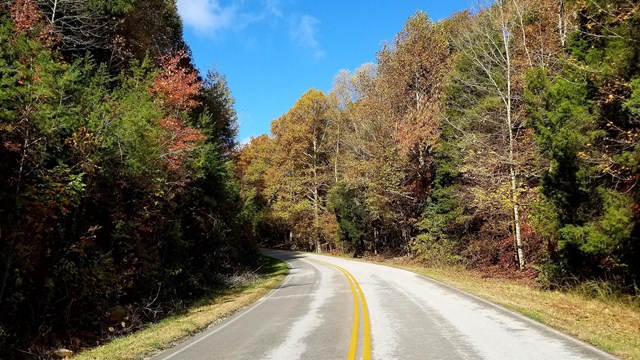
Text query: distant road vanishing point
153 249 617 360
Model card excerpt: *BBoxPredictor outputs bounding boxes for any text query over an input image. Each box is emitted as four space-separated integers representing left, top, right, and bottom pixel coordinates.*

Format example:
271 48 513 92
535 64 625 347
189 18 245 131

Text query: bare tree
37 0 114 51
450 0 527 269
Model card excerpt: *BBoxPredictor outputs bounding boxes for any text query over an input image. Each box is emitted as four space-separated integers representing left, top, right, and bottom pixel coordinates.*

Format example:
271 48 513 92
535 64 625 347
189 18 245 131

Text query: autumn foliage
10 0 41 32
157 116 205 173
2 0 640 357
0 1 248 357
9 0 56 45
239 0 640 296
151 51 202 111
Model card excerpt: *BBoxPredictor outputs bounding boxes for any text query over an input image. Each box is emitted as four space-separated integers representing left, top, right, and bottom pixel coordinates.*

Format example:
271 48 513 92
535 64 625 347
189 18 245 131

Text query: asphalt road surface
153 249 617 360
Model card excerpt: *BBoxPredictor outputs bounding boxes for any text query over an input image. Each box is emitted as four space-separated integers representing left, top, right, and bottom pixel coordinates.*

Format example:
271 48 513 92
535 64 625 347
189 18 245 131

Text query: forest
0 0 255 357
239 0 640 293
1 0 639 357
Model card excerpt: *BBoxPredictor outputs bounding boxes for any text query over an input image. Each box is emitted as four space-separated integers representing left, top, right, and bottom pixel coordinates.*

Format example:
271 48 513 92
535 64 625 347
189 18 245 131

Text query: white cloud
177 0 239 35
178 0 325 59
289 14 325 60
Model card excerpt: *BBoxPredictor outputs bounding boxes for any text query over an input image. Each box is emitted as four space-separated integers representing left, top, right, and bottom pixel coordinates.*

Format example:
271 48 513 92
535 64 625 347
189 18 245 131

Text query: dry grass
73 257 288 360
397 263 640 360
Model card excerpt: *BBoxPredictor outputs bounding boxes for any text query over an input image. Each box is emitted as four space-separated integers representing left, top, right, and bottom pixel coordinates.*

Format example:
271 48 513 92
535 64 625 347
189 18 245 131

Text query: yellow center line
341 266 360 360
349 271 371 360
312 259 372 360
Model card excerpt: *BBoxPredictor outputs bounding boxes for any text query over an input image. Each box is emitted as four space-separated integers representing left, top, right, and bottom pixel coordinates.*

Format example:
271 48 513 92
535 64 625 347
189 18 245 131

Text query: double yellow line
314 260 371 360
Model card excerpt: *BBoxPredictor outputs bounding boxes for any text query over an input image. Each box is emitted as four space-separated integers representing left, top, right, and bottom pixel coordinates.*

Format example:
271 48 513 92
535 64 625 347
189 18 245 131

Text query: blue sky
177 0 473 144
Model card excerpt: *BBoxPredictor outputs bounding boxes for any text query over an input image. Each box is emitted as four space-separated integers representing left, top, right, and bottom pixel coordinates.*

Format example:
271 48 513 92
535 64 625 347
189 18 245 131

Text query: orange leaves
374 12 451 155
150 51 202 112
157 116 205 173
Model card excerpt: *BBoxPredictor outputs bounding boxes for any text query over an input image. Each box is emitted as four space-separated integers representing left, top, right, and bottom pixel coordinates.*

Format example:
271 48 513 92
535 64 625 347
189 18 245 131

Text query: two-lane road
153 249 616 360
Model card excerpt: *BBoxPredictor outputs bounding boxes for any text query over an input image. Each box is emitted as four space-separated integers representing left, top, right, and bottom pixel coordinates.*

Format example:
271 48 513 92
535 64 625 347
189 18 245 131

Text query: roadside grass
391 261 640 360
73 256 288 360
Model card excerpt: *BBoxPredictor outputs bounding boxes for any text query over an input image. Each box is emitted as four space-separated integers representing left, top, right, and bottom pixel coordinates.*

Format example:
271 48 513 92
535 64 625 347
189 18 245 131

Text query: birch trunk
502 2 525 270
312 134 321 253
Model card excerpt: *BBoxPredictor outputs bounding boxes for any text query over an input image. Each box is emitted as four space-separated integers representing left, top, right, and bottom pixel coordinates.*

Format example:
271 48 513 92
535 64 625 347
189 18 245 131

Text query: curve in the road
153 249 618 360
312 259 371 360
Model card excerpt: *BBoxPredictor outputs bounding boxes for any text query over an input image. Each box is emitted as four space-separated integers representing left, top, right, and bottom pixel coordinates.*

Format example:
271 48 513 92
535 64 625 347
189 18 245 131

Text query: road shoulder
72 256 288 360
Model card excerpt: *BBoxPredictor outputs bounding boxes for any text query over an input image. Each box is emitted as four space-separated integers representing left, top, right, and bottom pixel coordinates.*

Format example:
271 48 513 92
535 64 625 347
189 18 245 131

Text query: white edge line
160 265 294 360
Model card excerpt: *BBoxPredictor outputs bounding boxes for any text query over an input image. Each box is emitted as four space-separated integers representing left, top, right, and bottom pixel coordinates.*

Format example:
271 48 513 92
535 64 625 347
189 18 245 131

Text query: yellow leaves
0 123 16 133
597 162 613 174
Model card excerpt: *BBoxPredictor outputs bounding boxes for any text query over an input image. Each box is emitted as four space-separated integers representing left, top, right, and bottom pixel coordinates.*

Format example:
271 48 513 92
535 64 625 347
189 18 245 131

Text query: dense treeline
0 0 254 357
239 0 640 294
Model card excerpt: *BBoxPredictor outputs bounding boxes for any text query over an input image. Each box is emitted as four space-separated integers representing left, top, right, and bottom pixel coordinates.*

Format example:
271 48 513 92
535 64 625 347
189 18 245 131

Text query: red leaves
10 0 42 32
148 51 208 188
157 116 205 173
150 51 202 112
10 0 57 45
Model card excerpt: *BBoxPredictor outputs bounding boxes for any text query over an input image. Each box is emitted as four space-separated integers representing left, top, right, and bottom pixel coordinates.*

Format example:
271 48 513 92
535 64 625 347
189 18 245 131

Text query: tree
194 70 238 152
265 90 337 251
526 0 640 287
444 0 562 270
0 3 256 355
377 11 450 157
329 63 375 184
328 185 369 255
237 135 275 241
327 13 456 255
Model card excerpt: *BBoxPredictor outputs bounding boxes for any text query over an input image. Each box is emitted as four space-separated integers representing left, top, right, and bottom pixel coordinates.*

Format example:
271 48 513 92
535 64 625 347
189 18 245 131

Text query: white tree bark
502 0 525 270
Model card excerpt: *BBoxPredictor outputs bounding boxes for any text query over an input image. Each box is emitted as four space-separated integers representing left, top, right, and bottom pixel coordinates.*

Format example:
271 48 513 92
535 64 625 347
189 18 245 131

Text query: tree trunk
334 120 340 183
510 165 525 270
373 226 378 255
313 134 321 253
503 5 525 270
558 0 567 48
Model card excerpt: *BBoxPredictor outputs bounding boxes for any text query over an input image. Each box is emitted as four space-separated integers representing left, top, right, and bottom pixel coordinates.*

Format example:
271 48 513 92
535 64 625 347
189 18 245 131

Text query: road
153 249 616 360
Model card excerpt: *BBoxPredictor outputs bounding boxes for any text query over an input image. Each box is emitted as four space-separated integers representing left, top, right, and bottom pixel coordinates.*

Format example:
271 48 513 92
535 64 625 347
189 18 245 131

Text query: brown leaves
373 12 452 155
3 141 22 152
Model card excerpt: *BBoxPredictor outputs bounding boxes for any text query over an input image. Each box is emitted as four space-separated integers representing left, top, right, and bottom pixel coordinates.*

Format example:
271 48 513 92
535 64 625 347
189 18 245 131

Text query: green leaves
328 185 368 253
526 0 640 287
0 4 253 355
623 78 640 119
